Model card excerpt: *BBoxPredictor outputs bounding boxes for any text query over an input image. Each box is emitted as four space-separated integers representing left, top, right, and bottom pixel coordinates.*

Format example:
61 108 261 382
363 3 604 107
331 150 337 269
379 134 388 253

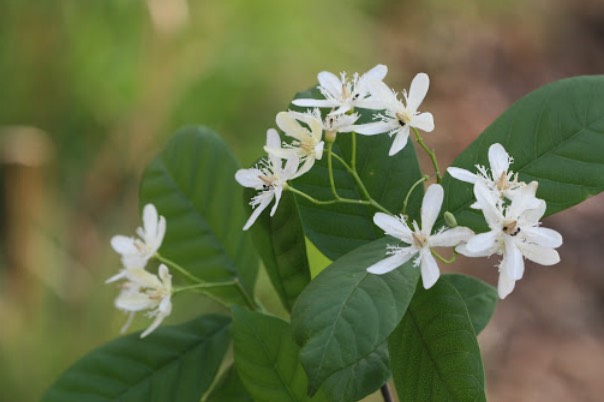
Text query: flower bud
444 211 457 228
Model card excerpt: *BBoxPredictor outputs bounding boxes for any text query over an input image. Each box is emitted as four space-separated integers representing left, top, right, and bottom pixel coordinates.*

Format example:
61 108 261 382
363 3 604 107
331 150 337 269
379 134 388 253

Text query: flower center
412 231 427 248
259 174 276 190
395 110 412 126
495 172 509 192
299 136 317 154
502 220 521 236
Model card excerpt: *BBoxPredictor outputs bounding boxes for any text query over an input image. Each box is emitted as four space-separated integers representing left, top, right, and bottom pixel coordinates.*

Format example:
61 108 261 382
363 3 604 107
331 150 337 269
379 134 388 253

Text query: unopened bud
325 129 337 143
444 211 457 228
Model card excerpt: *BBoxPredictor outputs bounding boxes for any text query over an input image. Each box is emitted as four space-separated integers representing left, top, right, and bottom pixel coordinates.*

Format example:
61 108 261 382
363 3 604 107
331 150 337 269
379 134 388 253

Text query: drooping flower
236 129 300 230
354 72 435 156
111 203 166 269
447 143 526 206
108 263 173 338
264 110 324 176
456 181 563 299
367 184 474 289
292 64 388 115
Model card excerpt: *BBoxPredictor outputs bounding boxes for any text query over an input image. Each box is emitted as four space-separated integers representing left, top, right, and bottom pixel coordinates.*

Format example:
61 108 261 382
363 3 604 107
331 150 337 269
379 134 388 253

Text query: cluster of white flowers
236 64 435 230
108 204 172 337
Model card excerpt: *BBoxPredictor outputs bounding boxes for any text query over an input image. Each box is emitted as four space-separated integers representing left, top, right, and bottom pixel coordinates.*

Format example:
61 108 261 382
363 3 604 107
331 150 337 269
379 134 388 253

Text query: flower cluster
108 204 172 337
237 65 435 230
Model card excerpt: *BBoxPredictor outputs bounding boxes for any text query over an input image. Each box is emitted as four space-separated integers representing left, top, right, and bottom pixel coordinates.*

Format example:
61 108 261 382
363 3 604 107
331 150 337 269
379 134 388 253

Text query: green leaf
43 314 231 402
291 237 420 400
140 126 258 304
231 307 329 402
443 76 604 230
246 189 311 312
291 92 424 260
389 281 486 402
443 274 498 334
205 365 253 402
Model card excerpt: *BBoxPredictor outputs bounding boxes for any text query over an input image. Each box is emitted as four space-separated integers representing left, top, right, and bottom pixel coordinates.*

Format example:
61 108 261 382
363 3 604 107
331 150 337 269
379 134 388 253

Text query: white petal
158 264 171 285
264 145 295 160
353 98 386 110
429 227 474 247
515 241 560 266
275 113 303 138
296 157 314 177
354 120 397 136
155 216 166 249
373 212 413 242
140 304 171 338
362 64 388 83
406 73 430 112
388 127 409 156
105 269 128 284
317 71 343 98
464 230 500 255
474 181 502 228
235 168 263 189
503 237 525 280
410 112 434 132
115 291 156 312
420 249 440 289
283 155 301 179
521 198 547 225
508 181 541 219
366 80 399 110
243 194 273 231
111 235 138 255
447 167 479 184
142 204 159 240
488 143 511 180
421 184 443 234
497 269 516 299
521 226 563 248
270 186 283 216
367 250 415 275
291 98 338 108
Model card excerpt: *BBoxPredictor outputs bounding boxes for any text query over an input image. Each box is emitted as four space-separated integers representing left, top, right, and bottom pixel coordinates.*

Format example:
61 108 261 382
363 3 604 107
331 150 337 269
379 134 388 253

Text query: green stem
173 280 239 294
327 142 339 199
412 127 442 183
431 248 457 264
402 174 429 215
287 185 378 208
155 253 203 284
351 131 357 170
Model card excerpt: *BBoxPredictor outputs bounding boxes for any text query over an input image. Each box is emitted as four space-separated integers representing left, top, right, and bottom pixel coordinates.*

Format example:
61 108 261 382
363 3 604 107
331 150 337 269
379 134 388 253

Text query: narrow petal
362 64 388 82
111 235 138 255
140 307 170 338
291 98 338 108
142 204 159 239
420 249 440 289
264 145 295 160
406 73 429 112
266 129 283 167
296 157 314 177
488 143 510 180
243 194 273 231
421 184 443 234
388 127 409 156
317 71 343 99
447 167 479 184
508 181 541 219
331 104 352 115
464 230 500 255
155 216 166 250
283 155 301 179
497 269 516 299
120 312 136 334
474 181 502 228
270 186 283 216
373 212 413 242
503 236 525 280
235 168 263 189
521 226 563 248
115 292 156 312
276 112 303 138
515 241 560 266
366 80 399 110
411 112 434 132
367 250 415 275
354 120 398 136
429 227 474 247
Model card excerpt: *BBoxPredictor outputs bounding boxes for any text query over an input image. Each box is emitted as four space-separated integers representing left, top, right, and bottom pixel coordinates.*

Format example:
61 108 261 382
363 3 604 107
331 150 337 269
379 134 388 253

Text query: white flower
292 64 388 115
456 181 563 299
236 129 300 230
111 204 166 269
354 73 435 156
110 264 173 338
264 110 324 176
367 184 474 289
447 143 526 206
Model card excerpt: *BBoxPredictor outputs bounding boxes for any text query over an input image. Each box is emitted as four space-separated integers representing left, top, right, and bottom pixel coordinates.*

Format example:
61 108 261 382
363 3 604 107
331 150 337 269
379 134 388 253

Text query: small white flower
456 181 563 299
264 110 325 176
354 73 435 156
292 64 388 115
111 264 173 338
111 204 166 269
236 129 300 230
367 184 474 289
447 143 526 206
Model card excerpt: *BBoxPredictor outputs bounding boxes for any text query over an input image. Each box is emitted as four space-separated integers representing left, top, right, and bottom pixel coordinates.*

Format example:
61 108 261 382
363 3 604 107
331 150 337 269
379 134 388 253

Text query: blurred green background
1 0 604 401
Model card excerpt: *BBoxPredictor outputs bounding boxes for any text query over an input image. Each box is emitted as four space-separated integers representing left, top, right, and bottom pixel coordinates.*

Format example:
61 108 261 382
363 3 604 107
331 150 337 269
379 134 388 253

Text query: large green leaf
443 274 498 335
140 126 258 304
443 76 604 230
291 91 424 260
291 237 420 400
246 189 311 312
43 314 231 402
389 281 486 402
231 307 329 402
205 365 253 402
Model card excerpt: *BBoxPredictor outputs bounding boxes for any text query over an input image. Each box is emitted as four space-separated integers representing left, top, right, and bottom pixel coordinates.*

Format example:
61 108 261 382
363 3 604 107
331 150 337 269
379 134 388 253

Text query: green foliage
246 189 311 312
291 237 420 400
443 75 604 231
443 274 498 334
205 366 253 402
232 306 329 402
42 314 231 402
389 281 486 402
140 126 258 304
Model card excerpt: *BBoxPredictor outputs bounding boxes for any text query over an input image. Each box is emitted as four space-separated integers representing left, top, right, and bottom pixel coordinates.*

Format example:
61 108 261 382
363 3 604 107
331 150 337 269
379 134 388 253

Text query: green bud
444 211 457 228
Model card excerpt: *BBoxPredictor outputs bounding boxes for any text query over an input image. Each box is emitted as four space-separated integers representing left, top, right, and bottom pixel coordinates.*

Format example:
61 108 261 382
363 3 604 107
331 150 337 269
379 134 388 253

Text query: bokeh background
1 0 604 401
